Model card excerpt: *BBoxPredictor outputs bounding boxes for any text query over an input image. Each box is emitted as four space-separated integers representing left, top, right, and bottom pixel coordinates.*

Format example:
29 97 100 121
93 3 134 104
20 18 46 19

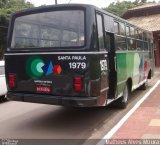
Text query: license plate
36 86 51 93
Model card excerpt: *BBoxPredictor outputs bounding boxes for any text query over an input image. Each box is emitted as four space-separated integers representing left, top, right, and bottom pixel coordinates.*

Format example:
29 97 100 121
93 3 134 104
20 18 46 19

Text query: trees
104 1 136 17
0 0 34 59
0 0 33 22
104 0 156 17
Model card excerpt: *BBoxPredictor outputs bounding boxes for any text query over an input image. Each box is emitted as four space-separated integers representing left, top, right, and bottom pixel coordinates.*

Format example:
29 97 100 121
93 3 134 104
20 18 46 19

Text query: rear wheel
0 95 6 101
116 83 129 109
139 80 148 90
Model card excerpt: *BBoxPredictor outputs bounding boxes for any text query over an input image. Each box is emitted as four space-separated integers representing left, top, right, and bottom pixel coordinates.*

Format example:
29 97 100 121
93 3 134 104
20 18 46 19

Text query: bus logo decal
53 65 62 75
42 61 53 76
26 56 62 78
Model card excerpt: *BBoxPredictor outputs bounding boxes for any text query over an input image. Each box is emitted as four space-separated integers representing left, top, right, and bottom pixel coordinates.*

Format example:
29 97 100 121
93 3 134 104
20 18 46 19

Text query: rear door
105 32 117 99
96 13 117 103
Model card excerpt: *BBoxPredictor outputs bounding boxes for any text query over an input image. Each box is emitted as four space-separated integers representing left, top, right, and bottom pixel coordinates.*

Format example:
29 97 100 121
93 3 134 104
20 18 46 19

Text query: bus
5 4 154 108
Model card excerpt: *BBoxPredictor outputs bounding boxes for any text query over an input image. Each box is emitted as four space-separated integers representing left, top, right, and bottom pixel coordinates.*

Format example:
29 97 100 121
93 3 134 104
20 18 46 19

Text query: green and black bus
5 4 154 108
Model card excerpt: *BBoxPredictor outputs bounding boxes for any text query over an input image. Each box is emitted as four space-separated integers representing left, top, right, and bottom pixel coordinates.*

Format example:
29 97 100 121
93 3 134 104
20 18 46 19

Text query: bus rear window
11 10 85 49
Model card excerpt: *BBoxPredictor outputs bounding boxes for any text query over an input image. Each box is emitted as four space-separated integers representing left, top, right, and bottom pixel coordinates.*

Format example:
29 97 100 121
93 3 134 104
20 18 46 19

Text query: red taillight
74 77 82 84
74 77 82 92
74 84 82 92
9 74 16 88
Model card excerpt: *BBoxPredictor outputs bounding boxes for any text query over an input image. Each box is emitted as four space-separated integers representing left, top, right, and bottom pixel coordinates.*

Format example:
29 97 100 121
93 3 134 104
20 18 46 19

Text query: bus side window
126 26 130 36
114 22 119 34
136 40 143 50
116 36 127 50
149 42 154 58
96 14 105 50
144 42 148 50
135 29 139 39
143 32 147 41
130 27 135 38
139 30 143 40
128 38 136 50
119 22 125 36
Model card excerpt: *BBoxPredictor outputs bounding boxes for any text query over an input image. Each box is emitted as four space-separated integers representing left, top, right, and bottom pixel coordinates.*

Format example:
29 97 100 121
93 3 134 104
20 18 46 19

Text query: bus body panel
116 51 152 95
5 52 109 107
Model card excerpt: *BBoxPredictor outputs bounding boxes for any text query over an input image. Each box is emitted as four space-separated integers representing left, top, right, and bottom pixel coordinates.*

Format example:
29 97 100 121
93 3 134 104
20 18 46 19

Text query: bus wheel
139 80 148 90
0 95 6 102
116 83 129 109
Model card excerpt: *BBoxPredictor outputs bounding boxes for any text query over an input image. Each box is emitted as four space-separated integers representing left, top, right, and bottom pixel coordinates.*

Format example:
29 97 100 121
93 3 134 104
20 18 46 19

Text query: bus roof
11 4 95 16
11 4 152 34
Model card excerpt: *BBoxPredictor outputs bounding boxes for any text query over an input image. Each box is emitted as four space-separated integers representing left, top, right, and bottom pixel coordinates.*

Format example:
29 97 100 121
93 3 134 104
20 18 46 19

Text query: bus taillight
8 74 16 88
74 77 82 92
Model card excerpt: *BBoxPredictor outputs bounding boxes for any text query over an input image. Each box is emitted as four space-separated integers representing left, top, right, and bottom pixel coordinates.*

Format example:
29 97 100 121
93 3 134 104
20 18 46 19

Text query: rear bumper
7 92 98 107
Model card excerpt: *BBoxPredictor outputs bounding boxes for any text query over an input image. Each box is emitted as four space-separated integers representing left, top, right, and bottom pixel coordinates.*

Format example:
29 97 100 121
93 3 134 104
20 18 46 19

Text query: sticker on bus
36 86 51 93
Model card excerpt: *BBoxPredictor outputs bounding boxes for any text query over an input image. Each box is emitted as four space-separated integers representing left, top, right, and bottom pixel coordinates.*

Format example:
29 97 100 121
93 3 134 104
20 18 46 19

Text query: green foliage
0 0 34 59
104 0 155 17
0 0 34 24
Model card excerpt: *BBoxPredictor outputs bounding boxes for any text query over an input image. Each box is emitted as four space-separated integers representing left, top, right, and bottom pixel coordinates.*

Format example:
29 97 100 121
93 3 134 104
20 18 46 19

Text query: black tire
139 80 148 90
0 95 6 101
116 83 129 109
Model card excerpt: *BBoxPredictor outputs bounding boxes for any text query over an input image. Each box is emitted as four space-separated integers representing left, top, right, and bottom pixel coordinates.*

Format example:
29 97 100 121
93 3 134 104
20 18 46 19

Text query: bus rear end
5 5 102 107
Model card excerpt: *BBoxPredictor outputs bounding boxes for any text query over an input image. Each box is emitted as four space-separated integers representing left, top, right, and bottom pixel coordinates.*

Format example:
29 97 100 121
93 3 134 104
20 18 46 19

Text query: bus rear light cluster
8 74 16 88
74 77 82 92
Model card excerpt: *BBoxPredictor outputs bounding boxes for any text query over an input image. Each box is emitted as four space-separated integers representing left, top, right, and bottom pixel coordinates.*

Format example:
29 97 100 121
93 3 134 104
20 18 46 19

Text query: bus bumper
7 92 98 107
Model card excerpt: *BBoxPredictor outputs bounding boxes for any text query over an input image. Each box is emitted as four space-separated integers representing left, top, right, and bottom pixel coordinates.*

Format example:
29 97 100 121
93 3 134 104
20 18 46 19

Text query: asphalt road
0 69 160 145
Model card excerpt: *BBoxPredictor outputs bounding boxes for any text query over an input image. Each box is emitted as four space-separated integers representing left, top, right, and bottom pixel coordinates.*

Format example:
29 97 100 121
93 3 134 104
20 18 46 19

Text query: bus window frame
115 35 127 51
126 26 130 37
119 22 125 36
7 7 87 52
135 29 139 39
114 21 120 35
130 26 135 38
114 20 127 51
95 11 105 51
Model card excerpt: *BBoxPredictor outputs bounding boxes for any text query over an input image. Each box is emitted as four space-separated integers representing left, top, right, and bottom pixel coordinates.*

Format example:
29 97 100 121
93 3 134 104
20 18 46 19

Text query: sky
26 0 128 8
